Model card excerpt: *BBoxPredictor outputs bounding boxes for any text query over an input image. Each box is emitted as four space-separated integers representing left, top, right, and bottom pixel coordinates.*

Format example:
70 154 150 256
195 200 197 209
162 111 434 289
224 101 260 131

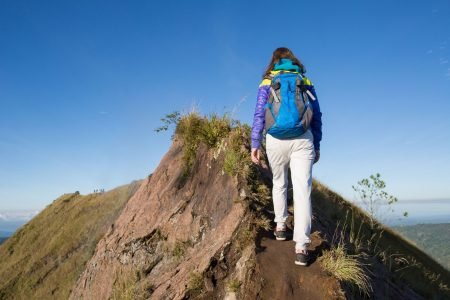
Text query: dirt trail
255 219 343 299
256 230 342 299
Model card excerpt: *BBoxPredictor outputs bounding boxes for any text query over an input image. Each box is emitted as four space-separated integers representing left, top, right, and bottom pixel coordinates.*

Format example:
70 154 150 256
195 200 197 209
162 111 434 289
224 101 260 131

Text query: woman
250 47 322 266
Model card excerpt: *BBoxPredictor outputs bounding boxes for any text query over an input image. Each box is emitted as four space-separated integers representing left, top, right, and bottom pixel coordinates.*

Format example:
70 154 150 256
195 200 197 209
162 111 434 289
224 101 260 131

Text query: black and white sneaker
295 250 309 266
273 227 287 241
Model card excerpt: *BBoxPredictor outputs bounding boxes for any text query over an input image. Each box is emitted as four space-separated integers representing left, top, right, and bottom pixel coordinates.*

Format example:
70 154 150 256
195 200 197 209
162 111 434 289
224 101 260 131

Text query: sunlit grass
319 243 372 296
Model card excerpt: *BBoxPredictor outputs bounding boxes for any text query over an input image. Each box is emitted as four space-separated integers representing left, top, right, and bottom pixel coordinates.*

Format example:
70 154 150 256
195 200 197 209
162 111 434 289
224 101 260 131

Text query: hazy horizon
1 197 450 235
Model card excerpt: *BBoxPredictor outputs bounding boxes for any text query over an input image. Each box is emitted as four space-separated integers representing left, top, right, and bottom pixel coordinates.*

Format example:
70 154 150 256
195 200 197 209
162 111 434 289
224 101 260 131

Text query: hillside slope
0 181 141 300
308 181 450 299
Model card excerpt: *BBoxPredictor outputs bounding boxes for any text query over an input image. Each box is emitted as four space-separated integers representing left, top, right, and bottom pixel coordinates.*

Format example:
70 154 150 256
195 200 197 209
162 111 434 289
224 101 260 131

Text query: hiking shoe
273 228 287 241
295 250 309 266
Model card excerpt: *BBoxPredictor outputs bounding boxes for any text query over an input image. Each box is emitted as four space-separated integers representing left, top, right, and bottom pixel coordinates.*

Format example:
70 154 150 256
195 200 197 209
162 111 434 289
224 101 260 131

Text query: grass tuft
187 271 203 296
319 243 372 296
173 112 233 176
158 111 254 180
172 240 187 259
227 279 241 292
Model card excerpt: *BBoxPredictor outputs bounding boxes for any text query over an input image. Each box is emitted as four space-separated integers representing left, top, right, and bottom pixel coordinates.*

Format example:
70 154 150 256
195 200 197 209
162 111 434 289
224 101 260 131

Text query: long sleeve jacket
251 71 322 150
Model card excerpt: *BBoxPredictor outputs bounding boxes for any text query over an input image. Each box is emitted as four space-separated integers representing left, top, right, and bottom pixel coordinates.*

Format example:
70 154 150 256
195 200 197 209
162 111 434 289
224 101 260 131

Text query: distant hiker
251 47 322 266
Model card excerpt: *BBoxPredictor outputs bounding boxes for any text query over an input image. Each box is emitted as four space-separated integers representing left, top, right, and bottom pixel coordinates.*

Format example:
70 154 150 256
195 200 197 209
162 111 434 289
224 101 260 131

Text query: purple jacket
251 72 323 150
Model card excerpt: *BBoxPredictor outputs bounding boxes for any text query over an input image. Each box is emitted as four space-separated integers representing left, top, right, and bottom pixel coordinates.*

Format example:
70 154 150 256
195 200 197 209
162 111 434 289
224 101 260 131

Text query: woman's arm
251 83 270 149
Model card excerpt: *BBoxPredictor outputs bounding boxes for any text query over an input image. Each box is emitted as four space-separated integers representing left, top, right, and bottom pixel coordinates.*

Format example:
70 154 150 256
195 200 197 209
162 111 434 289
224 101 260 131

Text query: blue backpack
264 71 315 139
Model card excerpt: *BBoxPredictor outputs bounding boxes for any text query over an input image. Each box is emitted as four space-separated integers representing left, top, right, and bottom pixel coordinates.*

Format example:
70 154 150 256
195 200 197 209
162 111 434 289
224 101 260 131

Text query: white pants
266 130 315 251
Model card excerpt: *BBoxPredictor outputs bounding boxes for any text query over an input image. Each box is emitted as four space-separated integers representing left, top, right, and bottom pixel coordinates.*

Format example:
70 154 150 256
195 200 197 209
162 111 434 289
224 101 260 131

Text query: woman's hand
314 150 320 164
251 148 261 165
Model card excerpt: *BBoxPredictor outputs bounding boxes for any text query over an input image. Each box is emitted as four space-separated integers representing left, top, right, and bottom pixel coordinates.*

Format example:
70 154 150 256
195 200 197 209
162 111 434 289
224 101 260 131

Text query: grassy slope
312 180 450 299
394 223 450 270
0 181 141 300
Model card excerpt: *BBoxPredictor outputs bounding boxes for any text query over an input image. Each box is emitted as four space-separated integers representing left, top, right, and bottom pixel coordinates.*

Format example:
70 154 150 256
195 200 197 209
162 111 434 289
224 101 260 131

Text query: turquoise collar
273 58 300 72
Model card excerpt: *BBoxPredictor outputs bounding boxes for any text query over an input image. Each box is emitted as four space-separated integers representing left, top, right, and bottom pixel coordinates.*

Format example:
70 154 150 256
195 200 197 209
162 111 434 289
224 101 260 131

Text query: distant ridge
394 223 450 270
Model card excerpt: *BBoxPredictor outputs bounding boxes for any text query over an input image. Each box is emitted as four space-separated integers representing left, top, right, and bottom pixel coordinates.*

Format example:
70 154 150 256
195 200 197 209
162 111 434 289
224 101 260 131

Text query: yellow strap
258 71 314 87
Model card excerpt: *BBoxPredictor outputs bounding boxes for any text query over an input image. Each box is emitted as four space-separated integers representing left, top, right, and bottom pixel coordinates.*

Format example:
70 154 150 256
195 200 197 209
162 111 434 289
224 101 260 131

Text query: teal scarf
273 58 300 72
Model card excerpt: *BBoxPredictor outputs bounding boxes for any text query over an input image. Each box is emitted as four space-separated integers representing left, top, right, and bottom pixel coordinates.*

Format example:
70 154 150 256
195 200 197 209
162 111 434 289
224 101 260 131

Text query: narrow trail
256 227 342 300
249 187 344 300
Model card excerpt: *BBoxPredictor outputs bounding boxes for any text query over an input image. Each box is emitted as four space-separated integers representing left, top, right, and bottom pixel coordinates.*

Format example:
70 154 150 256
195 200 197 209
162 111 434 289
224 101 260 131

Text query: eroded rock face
70 141 245 300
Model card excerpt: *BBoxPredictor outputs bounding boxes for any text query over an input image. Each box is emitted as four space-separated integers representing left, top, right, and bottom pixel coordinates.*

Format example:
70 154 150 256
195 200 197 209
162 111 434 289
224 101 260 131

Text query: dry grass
162 111 253 181
172 240 187 259
252 215 271 231
223 126 252 178
227 279 241 292
186 271 204 297
111 268 138 300
174 112 233 176
319 243 372 296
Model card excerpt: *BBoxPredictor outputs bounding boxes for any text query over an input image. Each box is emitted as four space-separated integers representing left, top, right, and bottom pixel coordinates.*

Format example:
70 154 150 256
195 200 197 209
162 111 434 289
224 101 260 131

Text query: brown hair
263 47 306 78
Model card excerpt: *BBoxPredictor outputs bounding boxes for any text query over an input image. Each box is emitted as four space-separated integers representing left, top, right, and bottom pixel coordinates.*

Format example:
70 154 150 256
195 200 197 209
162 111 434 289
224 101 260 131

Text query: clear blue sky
1 0 449 210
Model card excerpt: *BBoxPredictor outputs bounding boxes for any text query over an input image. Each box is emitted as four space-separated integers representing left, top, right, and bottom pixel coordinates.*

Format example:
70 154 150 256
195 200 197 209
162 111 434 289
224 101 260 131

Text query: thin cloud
0 209 40 221
99 111 109 115
426 49 433 55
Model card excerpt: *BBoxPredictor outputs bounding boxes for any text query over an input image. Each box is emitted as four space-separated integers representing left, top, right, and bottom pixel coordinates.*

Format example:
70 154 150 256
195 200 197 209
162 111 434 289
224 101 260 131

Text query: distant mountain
394 223 450 270
0 210 40 235
0 231 13 237
0 237 7 245
0 220 27 233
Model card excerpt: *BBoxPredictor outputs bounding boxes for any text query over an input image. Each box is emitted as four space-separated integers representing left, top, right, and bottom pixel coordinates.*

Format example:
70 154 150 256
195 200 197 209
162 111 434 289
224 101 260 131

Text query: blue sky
1 0 449 210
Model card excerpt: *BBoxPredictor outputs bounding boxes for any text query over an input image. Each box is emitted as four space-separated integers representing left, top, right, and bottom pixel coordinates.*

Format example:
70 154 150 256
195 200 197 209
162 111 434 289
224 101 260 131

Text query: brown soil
256 228 343 300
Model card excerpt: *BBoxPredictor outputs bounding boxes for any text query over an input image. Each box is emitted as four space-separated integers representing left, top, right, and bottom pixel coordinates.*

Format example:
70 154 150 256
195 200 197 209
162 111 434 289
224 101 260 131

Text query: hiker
250 47 322 266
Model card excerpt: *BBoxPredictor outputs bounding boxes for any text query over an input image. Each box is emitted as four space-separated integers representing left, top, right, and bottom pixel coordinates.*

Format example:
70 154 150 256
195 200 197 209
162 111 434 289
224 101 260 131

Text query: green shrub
223 127 252 178
173 112 234 176
157 111 253 178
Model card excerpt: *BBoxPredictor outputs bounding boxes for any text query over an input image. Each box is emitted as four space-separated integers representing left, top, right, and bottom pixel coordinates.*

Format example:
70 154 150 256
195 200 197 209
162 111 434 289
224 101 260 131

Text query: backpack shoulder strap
263 73 275 81
260 73 280 103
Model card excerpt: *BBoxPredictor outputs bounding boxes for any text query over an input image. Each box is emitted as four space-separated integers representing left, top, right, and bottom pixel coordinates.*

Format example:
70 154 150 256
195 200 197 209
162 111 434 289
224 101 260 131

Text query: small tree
154 111 181 133
352 173 407 229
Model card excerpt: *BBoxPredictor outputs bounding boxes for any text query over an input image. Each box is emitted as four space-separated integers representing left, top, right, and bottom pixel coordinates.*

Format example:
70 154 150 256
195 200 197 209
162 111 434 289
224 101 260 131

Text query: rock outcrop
70 139 250 299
